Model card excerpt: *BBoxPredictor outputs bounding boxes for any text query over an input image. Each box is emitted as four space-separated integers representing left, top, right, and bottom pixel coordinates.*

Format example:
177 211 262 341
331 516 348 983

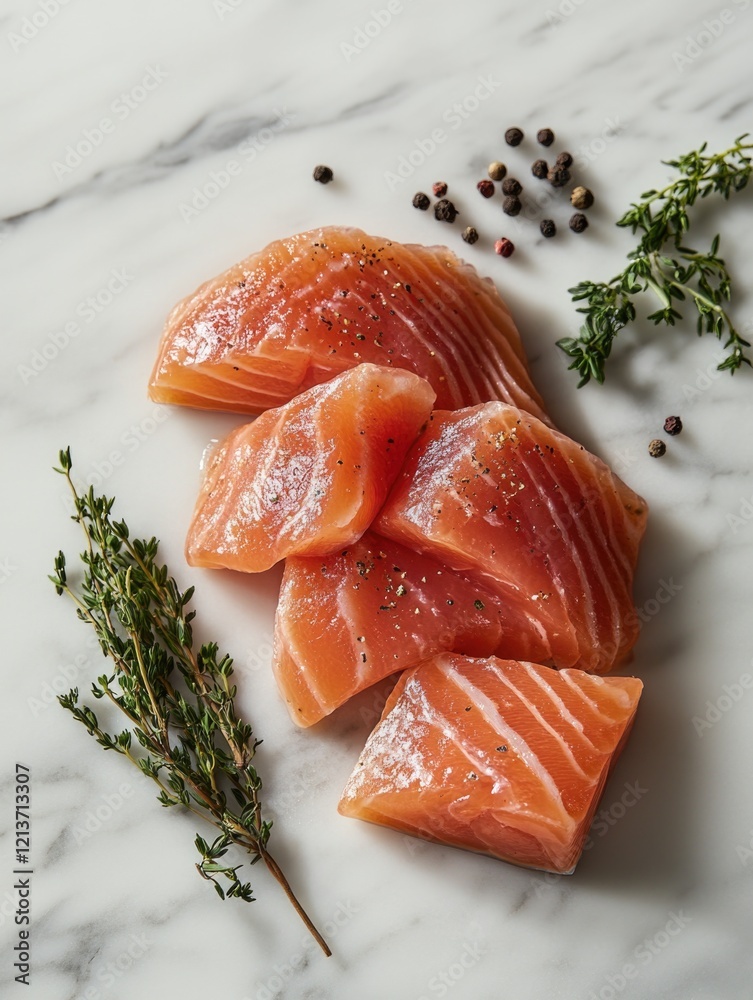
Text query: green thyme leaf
559 135 752 386
52 454 331 956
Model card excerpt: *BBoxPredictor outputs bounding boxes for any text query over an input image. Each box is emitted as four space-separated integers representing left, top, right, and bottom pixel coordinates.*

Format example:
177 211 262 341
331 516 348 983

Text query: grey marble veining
2 0 753 997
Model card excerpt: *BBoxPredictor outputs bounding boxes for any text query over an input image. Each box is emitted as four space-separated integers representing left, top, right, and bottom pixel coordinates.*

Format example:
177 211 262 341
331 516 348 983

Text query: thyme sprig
51 448 330 956
558 135 753 386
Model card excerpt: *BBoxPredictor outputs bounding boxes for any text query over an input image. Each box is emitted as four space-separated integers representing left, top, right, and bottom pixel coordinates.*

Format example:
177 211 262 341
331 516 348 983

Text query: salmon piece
338 654 643 874
273 532 549 727
375 404 648 674
186 364 435 573
149 227 549 423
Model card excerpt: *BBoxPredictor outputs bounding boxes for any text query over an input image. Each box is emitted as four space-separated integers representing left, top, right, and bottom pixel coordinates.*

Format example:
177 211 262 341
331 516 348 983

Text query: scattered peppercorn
569 212 589 233
503 195 522 216
488 161 507 181
547 165 570 187
531 159 548 179
648 439 666 458
570 185 594 210
505 127 524 146
540 219 556 238
462 226 479 244
501 177 522 196
495 237 515 257
434 198 458 223
432 181 448 198
477 179 495 198
313 165 333 184
537 128 555 147
412 192 430 211
556 151 573 168
663 415 683 436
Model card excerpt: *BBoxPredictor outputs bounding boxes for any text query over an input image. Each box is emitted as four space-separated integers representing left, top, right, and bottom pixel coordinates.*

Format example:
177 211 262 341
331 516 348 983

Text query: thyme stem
51 448 331 956
558 135 752 386
260 846 332 958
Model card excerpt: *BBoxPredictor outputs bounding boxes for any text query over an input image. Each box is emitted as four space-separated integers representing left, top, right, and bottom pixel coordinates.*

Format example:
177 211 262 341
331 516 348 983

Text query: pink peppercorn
494 238 515 258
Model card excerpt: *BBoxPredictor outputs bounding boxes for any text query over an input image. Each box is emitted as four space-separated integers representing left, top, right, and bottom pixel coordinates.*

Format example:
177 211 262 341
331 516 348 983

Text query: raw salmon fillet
149 227 549 422
274 532 549 727
375 404 648 674
339 654 643 874
186 364 435 573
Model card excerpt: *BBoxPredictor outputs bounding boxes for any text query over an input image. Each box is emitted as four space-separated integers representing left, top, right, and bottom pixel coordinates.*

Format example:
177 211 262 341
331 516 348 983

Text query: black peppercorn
537 128 555 147
488 161 507 181
569 212 589 233
556 151 573 168
477 179 495 198
434 198 458 223
531 159 548 179
648 439 666 458
432 181 448 198
547 165 570 188
571 186 594 210
503 195 522 216
540 219 556 238
505 127 524 146
495 237 515 257
663 415 683 436
501 177 522 196
313 165 333 184
462 226 479 244
412 192 430 211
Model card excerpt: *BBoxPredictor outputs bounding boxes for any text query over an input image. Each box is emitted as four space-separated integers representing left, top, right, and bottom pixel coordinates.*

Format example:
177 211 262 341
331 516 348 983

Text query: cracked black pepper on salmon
149 227 551 422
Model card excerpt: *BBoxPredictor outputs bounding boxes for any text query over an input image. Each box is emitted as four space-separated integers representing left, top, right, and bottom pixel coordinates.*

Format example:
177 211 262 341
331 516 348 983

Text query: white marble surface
2 0 753 996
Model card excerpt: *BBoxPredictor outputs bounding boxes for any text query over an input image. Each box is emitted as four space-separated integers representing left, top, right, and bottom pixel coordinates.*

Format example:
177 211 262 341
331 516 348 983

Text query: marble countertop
2 0 753 997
